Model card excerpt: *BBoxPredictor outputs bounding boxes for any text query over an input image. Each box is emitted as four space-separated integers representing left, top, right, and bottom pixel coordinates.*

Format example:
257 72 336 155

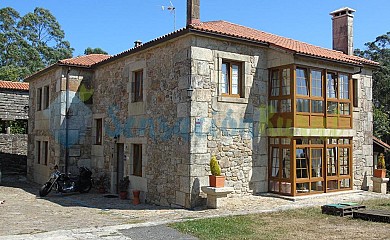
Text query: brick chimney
187 0 200 26
330 7 355 55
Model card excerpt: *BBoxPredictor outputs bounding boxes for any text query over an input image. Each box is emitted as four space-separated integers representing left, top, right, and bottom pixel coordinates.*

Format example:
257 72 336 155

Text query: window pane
340 179 350 189
281 138 291 145
296 99 309 112
271 147 279 177
311 149 322 178
221 63 229 94
37 88 42 111
271 70 279 96
96 119 102 145
340 148 349 175
134 70 143 102
282 68 290 95
326 73 337 98
296 182 309 193
339 74 349 99
296 148 308 178
340 103 350 115
327 101 338 114
44 86 50 109
296 68 308 95
327 148 337 176
311 70 322 97
231 64 239 94
282 148 290 178
311 100 323 113
296 138 309 145
269 100 278 113
281 99 291 113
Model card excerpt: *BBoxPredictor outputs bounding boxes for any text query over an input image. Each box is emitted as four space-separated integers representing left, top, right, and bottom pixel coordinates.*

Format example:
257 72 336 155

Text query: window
281 99 291 113
95 119 102 145
339 74 349 99
221 61 242 97
327 101 338 114
311 70 322 97
340 103 350 115
282 69 290 95
282 148 290 178
311 100 323 113
296 68 308 95
42 141 48 165
43 85 50 109
353 78 358 107
270 70 280 96
36 141 41 164
296 148 308 178
133 70 143 102
133 144 142 177
327 148 337 176
36 88 42 111
326 73 337 98
296 99 309 112
271 147 279 177
311 149 322 178
269 100 278 113
339 148 349 175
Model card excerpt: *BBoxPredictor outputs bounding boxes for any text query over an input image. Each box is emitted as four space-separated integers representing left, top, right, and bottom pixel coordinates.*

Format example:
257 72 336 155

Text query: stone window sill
217 96 248 104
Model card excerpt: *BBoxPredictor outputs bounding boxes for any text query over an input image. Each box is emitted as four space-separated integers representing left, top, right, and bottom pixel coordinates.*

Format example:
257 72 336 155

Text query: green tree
0 7 73 81
84 47 108 55
355 32 390 141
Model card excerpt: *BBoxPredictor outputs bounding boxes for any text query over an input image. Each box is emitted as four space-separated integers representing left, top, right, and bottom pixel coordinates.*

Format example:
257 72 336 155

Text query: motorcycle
39 165 93 197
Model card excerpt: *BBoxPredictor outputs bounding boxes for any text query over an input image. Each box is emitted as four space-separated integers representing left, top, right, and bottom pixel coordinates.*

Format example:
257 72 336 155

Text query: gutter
65 67 70 173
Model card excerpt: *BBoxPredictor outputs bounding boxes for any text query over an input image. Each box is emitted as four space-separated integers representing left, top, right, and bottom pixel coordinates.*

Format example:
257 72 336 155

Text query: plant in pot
374 153 386 178
97 173 108 194
209 156 225 188
118 176 130 200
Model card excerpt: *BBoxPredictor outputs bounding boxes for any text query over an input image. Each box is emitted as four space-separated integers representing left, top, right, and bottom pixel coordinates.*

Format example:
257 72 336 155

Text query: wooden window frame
221 60 243 97
133 70 143 102
133 144 142 177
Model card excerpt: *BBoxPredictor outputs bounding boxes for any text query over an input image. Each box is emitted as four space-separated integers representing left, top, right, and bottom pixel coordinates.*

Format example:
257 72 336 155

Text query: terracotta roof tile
59 54 111 67
190 21 378 66
0 80 29 91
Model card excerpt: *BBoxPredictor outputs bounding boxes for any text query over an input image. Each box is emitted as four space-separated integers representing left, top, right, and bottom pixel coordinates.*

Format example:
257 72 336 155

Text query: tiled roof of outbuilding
189 21 378 66
0 80 29 91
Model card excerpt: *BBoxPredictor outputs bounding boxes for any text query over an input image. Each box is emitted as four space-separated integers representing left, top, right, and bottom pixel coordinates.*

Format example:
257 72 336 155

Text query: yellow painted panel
296 115 309 128
339 117 352 128
327 116 338 128
311 116 325 128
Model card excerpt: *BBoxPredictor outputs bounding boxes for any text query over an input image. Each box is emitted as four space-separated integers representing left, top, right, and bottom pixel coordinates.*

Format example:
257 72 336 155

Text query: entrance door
116 143 125 193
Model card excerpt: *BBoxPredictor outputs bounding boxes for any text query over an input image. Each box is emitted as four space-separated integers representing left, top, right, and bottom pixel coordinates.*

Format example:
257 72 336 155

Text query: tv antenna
161 1 176 31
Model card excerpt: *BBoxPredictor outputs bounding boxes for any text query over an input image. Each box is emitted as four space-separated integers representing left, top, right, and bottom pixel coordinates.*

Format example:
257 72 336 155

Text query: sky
1 0 389 57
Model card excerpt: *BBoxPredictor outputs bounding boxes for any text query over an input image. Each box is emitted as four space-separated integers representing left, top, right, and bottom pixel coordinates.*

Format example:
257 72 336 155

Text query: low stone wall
0 134 28 176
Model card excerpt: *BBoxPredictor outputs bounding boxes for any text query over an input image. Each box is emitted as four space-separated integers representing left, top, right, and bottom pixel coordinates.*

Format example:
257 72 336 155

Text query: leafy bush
210 156 221 176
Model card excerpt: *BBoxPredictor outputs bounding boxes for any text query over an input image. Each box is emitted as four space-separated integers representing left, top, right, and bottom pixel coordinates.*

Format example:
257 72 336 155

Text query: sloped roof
373 136 390 152
0 80 29 91
58 54 111 67
189 21 378 66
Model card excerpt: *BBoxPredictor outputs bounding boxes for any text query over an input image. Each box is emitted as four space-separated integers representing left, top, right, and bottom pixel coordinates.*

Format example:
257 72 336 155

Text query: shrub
210 156 221 176
378 153 386 169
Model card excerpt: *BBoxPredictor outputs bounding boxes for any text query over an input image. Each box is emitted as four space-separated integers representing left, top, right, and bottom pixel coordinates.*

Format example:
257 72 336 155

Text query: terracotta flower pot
374 169 386 178
209 175 225 188
119 191 128 200
133 190 140 205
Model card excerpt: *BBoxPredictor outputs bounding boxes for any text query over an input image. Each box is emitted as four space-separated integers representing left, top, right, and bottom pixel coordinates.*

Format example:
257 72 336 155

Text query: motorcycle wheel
39 182 52 197
79 182 92 193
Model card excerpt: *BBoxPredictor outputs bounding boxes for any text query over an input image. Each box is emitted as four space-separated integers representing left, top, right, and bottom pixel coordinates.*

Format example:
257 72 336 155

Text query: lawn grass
170 199 390 240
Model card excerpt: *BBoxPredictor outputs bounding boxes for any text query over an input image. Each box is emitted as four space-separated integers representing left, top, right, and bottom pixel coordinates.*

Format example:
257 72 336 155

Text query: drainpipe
65 67 70 173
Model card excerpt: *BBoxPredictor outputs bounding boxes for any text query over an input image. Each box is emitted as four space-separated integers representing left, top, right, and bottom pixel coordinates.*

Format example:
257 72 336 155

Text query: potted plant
118 176 130 199
209 156 225 187
374 153 386 178
96 173 108 194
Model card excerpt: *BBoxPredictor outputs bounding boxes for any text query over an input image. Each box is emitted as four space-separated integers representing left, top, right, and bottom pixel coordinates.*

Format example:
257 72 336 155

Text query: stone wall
0 89 28 120
0 134 27 175
93 36 192 207
188 37 269 203
353 68 374 190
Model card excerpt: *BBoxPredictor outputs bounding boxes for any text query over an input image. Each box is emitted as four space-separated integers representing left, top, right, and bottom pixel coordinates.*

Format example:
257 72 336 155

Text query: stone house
26 1 378 208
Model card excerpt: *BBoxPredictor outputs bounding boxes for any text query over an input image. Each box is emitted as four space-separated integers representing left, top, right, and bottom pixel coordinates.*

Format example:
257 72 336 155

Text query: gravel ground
1 175 390 238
